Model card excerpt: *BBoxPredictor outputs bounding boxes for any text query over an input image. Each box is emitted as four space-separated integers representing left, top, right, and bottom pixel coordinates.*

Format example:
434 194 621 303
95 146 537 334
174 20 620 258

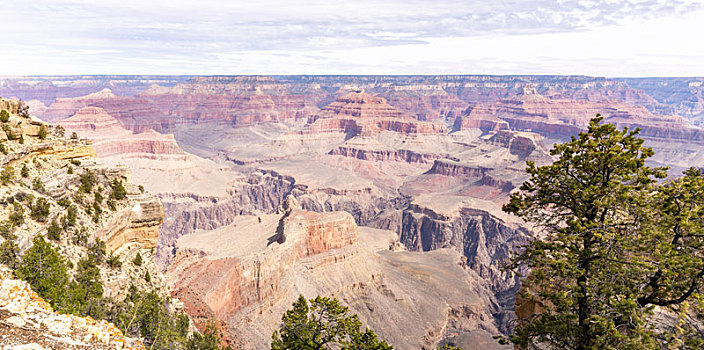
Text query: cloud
0 0 703 75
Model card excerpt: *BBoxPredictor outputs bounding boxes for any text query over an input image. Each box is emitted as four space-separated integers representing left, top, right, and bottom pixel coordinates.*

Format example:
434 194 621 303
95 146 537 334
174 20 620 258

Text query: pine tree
272 295 392 350
17 235 69 310
503 116 704 349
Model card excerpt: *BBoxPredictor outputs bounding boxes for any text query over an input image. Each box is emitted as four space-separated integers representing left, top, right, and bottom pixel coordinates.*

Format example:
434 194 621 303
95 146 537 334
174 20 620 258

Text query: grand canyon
1 74 703 349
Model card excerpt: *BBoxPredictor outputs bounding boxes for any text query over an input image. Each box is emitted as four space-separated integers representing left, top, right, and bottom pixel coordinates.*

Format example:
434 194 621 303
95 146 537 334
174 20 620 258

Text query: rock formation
167 200 510 349
5 75 704 349
306 91 446 136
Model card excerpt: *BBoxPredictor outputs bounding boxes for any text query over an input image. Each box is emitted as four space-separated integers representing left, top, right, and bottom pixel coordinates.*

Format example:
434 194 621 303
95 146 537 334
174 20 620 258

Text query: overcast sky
1 0 703 76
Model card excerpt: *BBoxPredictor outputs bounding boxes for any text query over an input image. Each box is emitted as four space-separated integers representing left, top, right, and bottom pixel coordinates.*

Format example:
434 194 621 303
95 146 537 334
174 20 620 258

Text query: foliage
503 116 704 349
0 142 6 155
30 197 50 222
62 204 77 228
106 254 122 269
438 345 463 350
70 132 78 139
38 124 48 140
133 252 143 266
88 239 106 264
108 288 190 348
54 125 65 137
1 166 13 185
144 271 151 283
8 202 24 227
66 256 106 317
2 124 16 140
17 235 70 309
186 322 230 350
67 166 73 174
71 226 88 246
0 109 9 122
94 191 103 203
32 177 44 192
0 235 20 269
79 170 96 193
271 295 392 350
47 219 62 241
18 134 24 144
138 184 144 193
110 179 127 200
17 101 29 118
70 159 81 166
21 164 29 178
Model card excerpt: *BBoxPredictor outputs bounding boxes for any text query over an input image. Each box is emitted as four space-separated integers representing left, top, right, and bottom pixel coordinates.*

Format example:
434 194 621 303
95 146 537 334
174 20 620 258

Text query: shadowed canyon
2 75 704 349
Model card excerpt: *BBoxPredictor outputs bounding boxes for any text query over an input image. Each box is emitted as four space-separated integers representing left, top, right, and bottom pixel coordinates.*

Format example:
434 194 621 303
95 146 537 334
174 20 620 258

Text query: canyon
2 75 704 348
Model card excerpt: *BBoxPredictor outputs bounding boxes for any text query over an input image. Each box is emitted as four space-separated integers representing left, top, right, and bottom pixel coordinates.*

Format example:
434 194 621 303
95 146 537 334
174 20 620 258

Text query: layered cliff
167 198 510 349
306 92 447 136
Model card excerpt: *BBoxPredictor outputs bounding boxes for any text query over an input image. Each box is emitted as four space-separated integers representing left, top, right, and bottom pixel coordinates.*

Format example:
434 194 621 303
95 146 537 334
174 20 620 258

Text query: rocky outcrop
306 92 447 136
167 204 510 349
487 130 539 158
329 146 449 164
167 206 359 334
58 107 185 157
0 266 144 350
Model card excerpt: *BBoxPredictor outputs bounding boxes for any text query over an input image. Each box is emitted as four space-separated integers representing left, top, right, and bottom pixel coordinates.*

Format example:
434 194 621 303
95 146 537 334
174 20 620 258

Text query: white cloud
0 0 702 75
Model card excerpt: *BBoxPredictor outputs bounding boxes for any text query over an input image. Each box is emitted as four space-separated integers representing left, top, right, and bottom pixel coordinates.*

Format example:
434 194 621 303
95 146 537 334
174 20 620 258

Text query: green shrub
30 197 50 222
0 110 9 122
72 226 88 246
88 239 106 264
71 132 78 140
110 179 127 200
54 125 65 137
79 170 96 193
38 125 47 140
17 102 29 118
107 254 122 269
107 199 117 211
2 125 16 140
8 202 24 227
0 142 6 155
132 252 143 266
1 167 14 185
32 177 44 192
70 159 81 166
0 237 19 269
66 205 77 227
67 166 73 174
138 185 144 193
21 164 29 178
94 191 103 203
17 235 69 310
186 322 228 350
144 271 151 282
47 219 61 241
18 134 24 144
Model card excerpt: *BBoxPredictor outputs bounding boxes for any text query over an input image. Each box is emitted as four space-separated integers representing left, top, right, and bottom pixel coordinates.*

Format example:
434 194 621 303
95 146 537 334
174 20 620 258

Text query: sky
1 0 704 76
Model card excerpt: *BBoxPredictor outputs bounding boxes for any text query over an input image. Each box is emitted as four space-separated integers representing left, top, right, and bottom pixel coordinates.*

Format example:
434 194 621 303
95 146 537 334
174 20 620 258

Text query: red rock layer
168 210 358 324
307 92 447 136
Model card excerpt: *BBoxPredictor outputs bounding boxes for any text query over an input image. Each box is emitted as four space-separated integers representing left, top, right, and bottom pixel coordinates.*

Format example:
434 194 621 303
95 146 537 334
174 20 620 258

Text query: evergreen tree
47 219 61 241
17 235 69 309
503 117 704 349
110 179 127 200
271 295 392 350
